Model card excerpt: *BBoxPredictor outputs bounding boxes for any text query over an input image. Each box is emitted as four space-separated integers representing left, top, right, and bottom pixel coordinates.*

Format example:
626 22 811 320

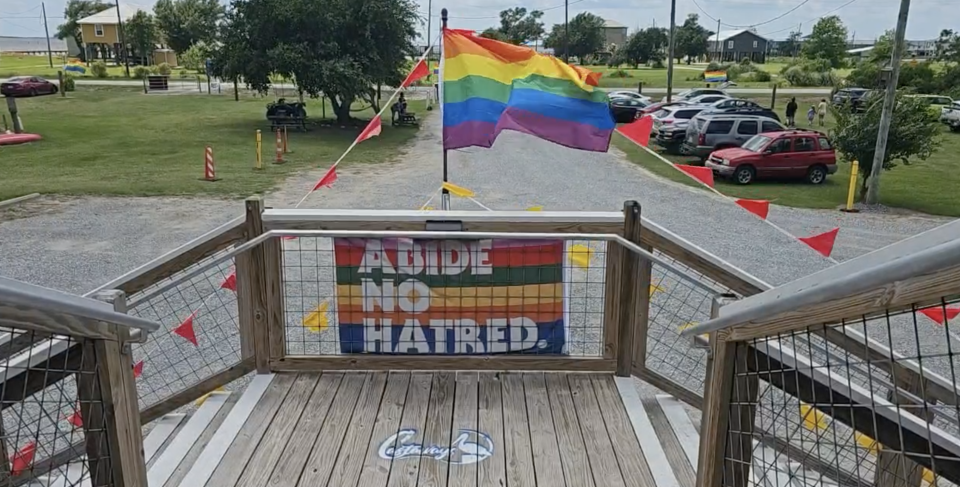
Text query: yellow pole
255 129 262 170
844 160 859 211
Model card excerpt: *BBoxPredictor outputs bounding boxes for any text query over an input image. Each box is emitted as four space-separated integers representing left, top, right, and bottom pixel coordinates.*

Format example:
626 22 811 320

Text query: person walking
817 98 828 127
785 97 798 127
807 105 816 126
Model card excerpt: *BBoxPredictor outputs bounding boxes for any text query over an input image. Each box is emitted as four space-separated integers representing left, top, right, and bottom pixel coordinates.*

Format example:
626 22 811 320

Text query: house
77 3 168 64
602 19 628 50
708 29 769 63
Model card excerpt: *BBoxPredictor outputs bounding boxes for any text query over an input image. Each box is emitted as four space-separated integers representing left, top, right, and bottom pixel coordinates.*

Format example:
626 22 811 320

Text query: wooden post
0 423 10 483
5 97 22 134
77 290 148 487
771 84 778 109
236 196 282 373
696 331 756 487
58 70 67 97
615 200 642 377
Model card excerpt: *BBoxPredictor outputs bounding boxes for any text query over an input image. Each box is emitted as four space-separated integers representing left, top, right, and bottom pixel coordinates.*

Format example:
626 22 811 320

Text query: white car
685 94 731 105
660 88 729 103
941 101 960 132
608 90 651 103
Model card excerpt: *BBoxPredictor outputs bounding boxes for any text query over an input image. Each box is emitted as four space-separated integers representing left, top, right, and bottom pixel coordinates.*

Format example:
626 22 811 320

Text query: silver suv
681 114 786 161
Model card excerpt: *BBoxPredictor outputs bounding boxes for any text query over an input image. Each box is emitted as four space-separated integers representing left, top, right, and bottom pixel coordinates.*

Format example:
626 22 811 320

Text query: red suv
705 130 837 185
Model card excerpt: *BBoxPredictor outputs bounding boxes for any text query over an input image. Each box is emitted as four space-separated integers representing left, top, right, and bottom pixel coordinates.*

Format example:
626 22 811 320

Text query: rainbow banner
441 29 615 152
704 70 727 82
334 238 567 355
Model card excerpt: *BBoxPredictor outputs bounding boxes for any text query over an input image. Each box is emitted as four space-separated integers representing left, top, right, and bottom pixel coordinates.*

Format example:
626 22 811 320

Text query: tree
213 0 418 124
802 16 848 68
498 8 545 45
125 11 159 65
674 14 710 64
868 30 906 64
154 0 224 54
622 28 667 67
479 28 508 42
543 12 605 61
831 93 941 201
779 30 802 57
934 29 960 64
56 0 111 62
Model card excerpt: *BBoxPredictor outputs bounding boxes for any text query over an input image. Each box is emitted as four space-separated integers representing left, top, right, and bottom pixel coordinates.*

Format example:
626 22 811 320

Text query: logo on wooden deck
333 238 569 354
378 429 494 465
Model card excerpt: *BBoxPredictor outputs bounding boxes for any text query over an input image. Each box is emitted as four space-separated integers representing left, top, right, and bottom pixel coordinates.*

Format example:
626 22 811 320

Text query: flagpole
440 8 451 211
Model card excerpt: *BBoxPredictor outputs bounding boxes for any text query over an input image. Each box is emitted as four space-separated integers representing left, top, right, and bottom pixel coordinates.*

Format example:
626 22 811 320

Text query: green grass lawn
613 96 960 217
591 65 772 89
0 53 206 80
0 89 423 200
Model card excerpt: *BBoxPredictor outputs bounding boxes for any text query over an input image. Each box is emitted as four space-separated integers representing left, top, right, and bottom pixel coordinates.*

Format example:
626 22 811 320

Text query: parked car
832 88 871 112
941 101 960 132
908 94 954 118
685 94 730 105
700 98 781 122
705 130 838 185
639 100 686 116
660 88 729 103
610 97 649 123
608 90 651 103
681 114 786 161
651 105 708 141
1 76 58 97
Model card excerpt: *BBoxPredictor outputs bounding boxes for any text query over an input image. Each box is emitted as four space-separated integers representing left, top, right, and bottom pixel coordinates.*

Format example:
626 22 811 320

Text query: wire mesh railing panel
126 248 241 408
644 249 726 397
721 295 960 487
0 333 115 486
281 236 608 357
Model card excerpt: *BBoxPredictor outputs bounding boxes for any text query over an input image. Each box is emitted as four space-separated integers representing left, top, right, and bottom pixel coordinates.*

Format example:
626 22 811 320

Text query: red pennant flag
220 272 237 292
10 442 35 475
311 165 338 191
133 360 144 378
282 236 298 240
356 116 382 144
735 199 770 220
401 59 430 88
676 164 715 188
173 312 199 346
919 306 960 326
67 409 83 428
618 115 654 147
798 228 839 258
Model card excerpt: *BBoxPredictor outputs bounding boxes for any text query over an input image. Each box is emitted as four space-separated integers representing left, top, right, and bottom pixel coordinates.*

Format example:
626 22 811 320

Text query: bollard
200 146 220 181
841 160 860 213
273 129 284 164
283 126 289 153
255 130 263 170
637 81 643 94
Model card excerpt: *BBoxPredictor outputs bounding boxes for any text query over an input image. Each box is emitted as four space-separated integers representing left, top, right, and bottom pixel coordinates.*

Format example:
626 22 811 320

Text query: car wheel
807 165 827 184
29 89 37 97
951 125 960 133
52 86 58 94
734 166 755 185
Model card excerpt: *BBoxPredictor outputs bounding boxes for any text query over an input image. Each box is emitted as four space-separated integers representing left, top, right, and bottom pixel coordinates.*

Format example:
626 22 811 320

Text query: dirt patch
0 195 75 222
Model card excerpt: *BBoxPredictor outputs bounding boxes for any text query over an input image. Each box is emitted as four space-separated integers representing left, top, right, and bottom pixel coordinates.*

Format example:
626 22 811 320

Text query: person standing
785 97 798 127
817 98 828 127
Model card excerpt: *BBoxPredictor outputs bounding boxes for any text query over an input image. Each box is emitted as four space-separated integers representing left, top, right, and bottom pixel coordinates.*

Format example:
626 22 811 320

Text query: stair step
178 373 276 487
615 377 682 487
163 391 240 487
147 391 231 487
656 394 701 467
144 413 187 464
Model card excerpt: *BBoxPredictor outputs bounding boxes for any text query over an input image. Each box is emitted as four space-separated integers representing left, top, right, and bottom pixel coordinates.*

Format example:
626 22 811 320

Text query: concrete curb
0 193 41 209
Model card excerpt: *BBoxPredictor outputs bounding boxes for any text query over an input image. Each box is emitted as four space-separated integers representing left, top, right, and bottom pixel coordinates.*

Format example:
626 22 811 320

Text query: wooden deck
198 371 662 487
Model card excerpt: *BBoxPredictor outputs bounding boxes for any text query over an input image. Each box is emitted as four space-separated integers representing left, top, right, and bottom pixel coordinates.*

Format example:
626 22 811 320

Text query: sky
0 0 953 43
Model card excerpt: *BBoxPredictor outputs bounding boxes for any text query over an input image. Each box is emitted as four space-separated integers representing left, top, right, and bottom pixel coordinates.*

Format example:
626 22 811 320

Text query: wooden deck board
215 371 674 487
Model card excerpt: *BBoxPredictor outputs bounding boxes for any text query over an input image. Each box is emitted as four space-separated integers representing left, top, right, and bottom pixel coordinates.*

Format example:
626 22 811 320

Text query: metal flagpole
440 8 450 210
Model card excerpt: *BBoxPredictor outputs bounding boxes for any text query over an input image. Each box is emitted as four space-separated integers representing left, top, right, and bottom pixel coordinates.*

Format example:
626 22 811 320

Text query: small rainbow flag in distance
442 29 615 152
704 70 727 82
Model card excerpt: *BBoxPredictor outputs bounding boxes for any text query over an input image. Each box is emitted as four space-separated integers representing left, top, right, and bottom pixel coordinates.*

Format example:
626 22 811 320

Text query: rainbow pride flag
704 70 727 82
441 29 615 152
334 238 567 355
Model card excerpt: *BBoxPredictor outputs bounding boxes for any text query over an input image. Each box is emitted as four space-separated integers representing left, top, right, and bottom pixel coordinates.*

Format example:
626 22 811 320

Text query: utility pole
666 0 676 101
865 0 911 205
794 22 802 59
114 1 130 78
427 0 432 70
564 0 569 62
715 18 721 61
42 2 53 68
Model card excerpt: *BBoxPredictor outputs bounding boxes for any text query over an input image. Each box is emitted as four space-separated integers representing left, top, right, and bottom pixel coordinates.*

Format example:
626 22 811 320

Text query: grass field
0 89 423 200
0 53 205 80
613 96 960 217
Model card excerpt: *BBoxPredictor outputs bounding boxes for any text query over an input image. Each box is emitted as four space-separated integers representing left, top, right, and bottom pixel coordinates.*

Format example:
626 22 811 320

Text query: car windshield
5 77 27 83
741 135 772 152
653 109 670 118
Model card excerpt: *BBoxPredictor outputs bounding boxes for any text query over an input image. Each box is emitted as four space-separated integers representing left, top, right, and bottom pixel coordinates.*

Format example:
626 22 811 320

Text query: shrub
739 57 752 66
608 68 632 78
781 65 838 86
157 62 171 76
898 62 937 93
651 59 665 69
91 60 109 78
62 74 76 92
133 66 151 79
150 65 160 74
739 70 772 82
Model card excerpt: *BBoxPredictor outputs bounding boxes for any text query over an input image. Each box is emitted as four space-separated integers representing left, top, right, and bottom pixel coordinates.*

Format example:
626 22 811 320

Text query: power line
760 0 859 36
690 0 811 29
423 0 585 20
